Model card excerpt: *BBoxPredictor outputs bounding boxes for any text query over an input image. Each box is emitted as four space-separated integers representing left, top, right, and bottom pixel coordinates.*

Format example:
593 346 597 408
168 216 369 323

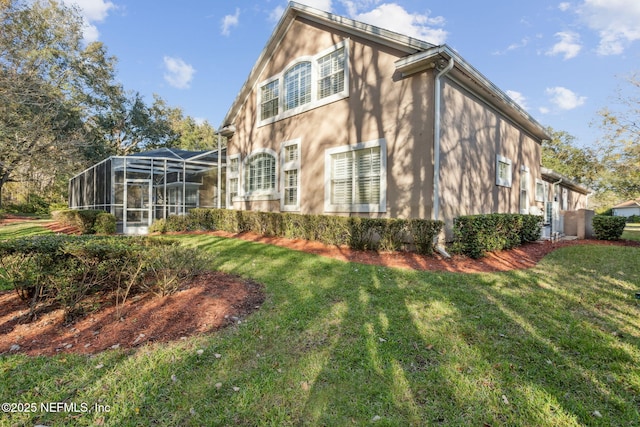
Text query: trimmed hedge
626 214 640 223
150 209 444 255
52 209 116 234
592 215 627 240
452 213 543 259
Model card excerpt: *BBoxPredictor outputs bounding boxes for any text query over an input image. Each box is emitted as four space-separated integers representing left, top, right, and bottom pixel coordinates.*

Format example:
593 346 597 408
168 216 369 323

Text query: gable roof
613 199 640 209
220 1 549 141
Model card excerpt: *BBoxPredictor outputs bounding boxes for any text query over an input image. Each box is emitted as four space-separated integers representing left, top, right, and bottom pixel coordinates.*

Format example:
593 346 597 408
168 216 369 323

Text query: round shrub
93 213 117 235
592 215 627 240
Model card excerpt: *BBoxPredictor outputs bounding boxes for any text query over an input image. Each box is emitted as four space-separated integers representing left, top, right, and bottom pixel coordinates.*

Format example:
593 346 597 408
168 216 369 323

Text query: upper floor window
284 62 311 111
318 47 345 99
258 40 349 125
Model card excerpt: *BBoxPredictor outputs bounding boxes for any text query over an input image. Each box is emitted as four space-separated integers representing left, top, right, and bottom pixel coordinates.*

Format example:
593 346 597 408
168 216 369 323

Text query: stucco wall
438 79 542 238
227 18 435 219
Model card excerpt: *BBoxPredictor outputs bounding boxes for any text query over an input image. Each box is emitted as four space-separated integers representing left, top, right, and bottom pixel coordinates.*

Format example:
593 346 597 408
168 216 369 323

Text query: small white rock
196 349 204 355
232 386 240 392
9 344 20 352
171 374 178 383
378 338 387 343
111 343 120 349
372 415 381 422
214 353 222 359
215 382 222 389
502 394 509 405
189 407 196 416
95 364 104 369
592 410 602 418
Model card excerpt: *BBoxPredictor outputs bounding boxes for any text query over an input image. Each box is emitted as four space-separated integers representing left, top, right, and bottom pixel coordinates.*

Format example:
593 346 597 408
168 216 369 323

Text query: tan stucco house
217 2 564 240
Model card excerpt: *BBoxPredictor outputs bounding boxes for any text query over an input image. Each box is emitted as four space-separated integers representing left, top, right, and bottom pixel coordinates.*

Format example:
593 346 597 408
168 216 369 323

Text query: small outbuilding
68 148 226 234
612 199 640 218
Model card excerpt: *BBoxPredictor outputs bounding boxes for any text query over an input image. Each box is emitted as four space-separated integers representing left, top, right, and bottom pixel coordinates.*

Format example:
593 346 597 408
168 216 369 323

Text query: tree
542 128 601 188
596 72 640 200
167 110 219 151
0 0 115 206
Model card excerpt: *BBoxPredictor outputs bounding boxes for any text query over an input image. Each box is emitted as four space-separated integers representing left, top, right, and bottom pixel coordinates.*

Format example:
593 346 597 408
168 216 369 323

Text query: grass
1 224 639 426
622 222 640 241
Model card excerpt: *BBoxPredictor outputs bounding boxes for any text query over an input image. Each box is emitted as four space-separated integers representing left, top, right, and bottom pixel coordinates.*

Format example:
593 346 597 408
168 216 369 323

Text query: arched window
245 152 276 193
284 62 311 111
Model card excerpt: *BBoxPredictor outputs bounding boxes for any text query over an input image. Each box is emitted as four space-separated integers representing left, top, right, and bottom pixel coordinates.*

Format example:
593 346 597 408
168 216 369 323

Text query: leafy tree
542 128 601 188
167 110 219 151
596 72 640 200
0 0 115 206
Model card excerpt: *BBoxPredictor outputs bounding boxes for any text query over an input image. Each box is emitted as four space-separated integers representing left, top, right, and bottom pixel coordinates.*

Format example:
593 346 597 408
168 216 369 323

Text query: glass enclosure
69 148 226 234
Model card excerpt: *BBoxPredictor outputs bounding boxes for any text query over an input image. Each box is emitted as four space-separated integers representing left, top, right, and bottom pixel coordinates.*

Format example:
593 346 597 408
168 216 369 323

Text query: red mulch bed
1 215 637 356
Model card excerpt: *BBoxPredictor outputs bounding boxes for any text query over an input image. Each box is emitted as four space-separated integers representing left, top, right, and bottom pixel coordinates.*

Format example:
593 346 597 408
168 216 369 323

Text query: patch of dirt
1 215 638 357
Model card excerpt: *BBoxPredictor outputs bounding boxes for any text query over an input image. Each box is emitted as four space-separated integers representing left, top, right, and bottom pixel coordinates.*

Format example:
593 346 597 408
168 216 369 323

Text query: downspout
217 133 222 209
432 57 454 258
551 177 562 237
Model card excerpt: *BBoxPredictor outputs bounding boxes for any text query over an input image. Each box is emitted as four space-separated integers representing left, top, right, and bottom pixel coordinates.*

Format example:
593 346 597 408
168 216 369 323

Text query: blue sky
65 0 640 149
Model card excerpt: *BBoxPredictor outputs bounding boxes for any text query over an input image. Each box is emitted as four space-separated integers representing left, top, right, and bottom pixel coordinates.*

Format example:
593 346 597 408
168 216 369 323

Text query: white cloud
353 3 447 44
492 37 530 55
297 0 333 11
539 106 551 114
546 31 582 59
558 2 571 12
577 0 640 55
506 90 528 110
545 86 586 110
61 0 116 42
221 8 240 36
163 56 195 90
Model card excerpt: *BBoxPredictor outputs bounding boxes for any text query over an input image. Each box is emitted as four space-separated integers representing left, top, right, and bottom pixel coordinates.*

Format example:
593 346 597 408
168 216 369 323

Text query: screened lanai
69 148 226 234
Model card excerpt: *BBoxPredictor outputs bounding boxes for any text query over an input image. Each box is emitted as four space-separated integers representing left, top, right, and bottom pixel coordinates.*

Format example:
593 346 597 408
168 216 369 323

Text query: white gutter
433 57 454 258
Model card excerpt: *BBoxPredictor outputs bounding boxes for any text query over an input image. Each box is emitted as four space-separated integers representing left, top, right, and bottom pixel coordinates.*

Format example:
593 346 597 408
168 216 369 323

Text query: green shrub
52 209 106 234
409 219 444 255
592 215 627 240
452 213 543 258
626 214 640 223
0 235 203 321
94 213 117 234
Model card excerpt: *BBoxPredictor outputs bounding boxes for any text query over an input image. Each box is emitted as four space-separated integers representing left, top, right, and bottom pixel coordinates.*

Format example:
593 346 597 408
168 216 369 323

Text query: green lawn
622 223 640 241
1 223 639 426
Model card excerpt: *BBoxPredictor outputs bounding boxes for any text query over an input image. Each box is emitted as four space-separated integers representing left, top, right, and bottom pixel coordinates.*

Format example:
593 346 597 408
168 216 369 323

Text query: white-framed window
226 154 241 207
281 140 300 211
243 149 277 197
284 62 312 111
535 179 545 202
257 40 349 125
318 47 345 99
260 79 279 120
496 154 512 187
324 139 387 213
520 166 529 214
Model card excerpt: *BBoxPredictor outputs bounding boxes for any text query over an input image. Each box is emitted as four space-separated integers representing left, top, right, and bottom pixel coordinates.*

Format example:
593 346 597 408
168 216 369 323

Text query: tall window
284 62 311 111
325 140 386 213
496 155 512 187
245 152 276 193
261 80 279 120
281 141 300 211
227 155 240 207
317 47 345 99
520 166 529 214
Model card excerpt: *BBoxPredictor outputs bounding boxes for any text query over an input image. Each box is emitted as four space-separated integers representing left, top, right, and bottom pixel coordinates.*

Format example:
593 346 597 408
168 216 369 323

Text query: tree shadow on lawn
1 238 638 426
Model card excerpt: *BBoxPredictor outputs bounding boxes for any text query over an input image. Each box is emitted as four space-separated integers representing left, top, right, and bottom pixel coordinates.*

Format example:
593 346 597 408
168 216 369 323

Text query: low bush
626 214 640 223
452 213 543 259
52 209 107 234
0 235 207 321
93 213 117 235
592 215 627 240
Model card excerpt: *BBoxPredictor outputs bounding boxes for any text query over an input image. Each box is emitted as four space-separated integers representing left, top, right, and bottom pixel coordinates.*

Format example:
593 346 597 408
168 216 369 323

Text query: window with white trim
244 151 276 194
260 80 279 120
496 155 512 187
227 154 241 207
535 179 545 202
318 47 345 99
520 166 529 214
325 139 386 213
284 62 311 111
281 141 300 211
257 40 349 125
